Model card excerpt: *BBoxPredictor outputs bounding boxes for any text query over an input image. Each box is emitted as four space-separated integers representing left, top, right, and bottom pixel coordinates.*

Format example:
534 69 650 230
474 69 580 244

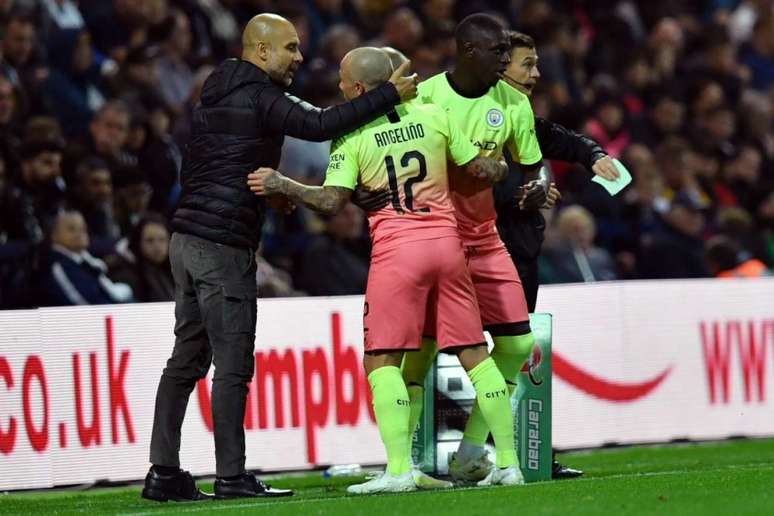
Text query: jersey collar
444 72 492 99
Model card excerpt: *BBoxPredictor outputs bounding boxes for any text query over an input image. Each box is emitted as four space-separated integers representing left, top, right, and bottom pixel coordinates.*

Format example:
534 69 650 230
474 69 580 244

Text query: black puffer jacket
171 58 400 249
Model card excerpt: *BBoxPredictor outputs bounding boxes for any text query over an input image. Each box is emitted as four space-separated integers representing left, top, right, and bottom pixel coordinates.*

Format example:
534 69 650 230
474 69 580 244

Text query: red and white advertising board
0 279 772 490
537 279 774 449
0 297 380 490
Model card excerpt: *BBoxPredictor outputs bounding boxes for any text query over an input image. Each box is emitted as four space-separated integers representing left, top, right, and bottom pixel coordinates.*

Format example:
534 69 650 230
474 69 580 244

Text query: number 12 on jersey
385 150 430 214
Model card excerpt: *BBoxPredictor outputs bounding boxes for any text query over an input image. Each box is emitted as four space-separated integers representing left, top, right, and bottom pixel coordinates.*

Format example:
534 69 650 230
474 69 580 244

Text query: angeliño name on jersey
373 122 426 148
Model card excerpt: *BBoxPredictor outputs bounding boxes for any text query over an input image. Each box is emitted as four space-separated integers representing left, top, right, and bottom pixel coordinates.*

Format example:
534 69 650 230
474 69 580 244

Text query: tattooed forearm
278 177 350 215
465 156 508 183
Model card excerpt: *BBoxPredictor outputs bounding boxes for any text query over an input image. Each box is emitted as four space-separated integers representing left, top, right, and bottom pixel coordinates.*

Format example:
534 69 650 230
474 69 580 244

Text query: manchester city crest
486 108 504 127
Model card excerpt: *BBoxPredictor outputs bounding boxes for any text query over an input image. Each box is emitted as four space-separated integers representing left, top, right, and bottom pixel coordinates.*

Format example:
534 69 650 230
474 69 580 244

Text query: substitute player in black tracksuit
496 31 617 479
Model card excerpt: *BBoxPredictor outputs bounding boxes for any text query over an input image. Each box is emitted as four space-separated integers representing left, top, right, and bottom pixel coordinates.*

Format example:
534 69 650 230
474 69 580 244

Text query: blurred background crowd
0 0 771 308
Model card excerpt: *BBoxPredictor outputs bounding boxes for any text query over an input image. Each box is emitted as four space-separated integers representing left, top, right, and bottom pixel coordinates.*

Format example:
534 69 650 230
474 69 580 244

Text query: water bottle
322 464 363 478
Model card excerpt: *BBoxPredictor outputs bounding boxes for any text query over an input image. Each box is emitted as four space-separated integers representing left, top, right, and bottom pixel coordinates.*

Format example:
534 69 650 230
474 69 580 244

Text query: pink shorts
465 240 529 327
364 237 485 352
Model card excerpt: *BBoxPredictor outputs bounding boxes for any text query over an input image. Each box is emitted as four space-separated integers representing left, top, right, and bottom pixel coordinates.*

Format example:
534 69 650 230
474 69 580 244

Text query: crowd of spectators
0 0 771 308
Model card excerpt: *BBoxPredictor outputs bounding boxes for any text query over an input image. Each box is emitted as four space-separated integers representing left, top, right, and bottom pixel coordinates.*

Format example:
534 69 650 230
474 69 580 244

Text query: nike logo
553 352 672 402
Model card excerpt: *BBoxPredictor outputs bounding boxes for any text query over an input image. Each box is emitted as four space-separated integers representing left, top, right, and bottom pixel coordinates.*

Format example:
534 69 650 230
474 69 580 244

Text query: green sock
467 357 516 468
368 366 411 476
462 333 535 447
401 337 438 438
492 333 536 386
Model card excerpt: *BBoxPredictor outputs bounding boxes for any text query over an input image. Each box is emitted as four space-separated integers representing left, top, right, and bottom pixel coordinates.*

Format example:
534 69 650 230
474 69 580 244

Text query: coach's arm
259 62 416 143
248 167 350 215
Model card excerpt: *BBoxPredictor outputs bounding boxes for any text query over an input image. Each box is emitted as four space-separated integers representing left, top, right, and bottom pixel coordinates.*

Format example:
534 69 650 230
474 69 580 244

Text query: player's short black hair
455 13 506 49
509 31 535 50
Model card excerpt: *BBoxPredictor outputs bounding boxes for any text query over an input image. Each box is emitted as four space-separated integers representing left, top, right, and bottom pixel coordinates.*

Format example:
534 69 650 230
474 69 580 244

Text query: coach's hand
351 187 392 212
518 180 548 210
248 167 284 196
543 183 561 209
592 155 619 181
390 61 419 102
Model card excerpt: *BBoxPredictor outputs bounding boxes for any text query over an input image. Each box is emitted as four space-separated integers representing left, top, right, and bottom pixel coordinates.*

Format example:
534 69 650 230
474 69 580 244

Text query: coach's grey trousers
150 232 257 477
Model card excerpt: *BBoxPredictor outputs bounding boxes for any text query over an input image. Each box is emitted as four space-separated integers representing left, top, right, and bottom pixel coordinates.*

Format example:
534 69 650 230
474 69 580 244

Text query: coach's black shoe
551 460 584 479
214 472 293 499
141 467 213 502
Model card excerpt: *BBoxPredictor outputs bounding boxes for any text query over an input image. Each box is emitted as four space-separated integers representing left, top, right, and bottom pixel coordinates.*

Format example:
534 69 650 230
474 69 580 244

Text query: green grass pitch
2 438 772 515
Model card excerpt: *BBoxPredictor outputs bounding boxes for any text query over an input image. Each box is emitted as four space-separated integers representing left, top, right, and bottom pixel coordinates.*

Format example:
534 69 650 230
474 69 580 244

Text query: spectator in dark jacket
113 168 152 236
68 156 120 240
110 44 166 115
4 135 66 243
151 9 194 115
641 192 708 279
691 27 745 105
738 16 773 92
82 0 151 63
631 90 686 149
128 105 182 214
541 205 619 284
1 12 37 90
0 75 20 171
255 247 304 297
63 100 137 185
298 203 369 295
41 209 132 306
0 152 20 242
108 213 174 302
43 29 106 138
1 11 46 116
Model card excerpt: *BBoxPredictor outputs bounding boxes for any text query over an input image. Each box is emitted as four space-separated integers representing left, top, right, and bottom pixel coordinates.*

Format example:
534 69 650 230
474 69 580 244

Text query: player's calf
456 346 520 480
453 330 535 475
350 351 414 496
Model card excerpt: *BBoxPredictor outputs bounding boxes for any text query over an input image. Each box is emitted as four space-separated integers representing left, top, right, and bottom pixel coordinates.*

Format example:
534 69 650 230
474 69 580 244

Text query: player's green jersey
417 72 542 245
323 100 479 249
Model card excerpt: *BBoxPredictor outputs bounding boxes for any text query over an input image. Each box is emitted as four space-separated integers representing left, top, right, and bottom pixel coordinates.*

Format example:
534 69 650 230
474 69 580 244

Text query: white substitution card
592 158 632 196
